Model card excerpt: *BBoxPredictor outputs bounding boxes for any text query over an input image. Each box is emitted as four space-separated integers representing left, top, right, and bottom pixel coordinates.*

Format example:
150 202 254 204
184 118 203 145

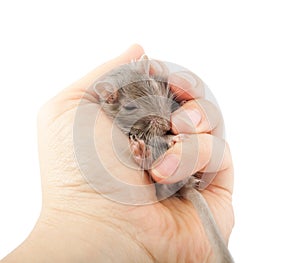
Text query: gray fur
94 60 234 262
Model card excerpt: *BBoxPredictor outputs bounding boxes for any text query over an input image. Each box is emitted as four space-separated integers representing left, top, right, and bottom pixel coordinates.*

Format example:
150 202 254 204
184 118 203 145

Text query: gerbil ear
135 54 151 76
93 81 119 104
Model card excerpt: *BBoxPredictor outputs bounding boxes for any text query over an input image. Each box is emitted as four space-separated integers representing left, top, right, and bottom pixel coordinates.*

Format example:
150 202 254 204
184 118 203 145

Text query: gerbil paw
193 178 206 190
180 100 188 106
168 134 186 148
191 172 206 190
129 136 151 167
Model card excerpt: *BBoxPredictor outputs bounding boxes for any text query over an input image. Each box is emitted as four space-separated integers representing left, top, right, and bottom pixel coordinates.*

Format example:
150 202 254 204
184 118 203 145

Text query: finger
171 99 224 135
149 59 170 77
68 44 145 92
147 63 205 101
168 71 205 101
149 134 233 192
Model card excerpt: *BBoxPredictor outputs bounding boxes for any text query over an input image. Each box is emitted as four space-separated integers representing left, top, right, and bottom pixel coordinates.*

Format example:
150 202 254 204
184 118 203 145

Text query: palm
39 95 233 262
120 185 233 262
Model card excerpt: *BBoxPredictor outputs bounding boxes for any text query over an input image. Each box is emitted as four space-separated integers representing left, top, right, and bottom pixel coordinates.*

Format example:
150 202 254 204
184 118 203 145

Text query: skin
1 44 234 263
98 59 233 262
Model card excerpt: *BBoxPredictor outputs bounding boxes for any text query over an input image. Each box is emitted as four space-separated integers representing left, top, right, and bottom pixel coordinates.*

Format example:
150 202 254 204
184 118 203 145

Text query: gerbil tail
183 188 234 263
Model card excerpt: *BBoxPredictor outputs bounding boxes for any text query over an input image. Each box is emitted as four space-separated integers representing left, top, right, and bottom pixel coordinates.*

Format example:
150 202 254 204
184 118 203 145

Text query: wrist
2 207 152 263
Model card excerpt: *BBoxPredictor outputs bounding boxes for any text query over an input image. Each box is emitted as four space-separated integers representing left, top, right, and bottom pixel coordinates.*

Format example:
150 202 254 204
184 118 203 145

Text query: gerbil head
94 60 179 143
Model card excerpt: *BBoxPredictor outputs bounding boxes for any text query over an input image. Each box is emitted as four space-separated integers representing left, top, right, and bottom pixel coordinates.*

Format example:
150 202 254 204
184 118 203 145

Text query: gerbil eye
123 102 138 111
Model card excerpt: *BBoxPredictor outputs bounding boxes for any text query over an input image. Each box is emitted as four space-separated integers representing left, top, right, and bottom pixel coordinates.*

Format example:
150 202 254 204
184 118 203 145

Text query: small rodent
94 57 234 263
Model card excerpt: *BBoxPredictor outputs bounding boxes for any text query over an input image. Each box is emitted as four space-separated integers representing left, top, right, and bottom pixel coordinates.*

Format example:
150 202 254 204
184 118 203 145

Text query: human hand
2 44 234 263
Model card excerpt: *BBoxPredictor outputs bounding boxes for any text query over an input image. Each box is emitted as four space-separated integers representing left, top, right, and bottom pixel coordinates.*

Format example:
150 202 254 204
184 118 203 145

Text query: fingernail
186 109 202 126
172 109 202 131
151 154 180 179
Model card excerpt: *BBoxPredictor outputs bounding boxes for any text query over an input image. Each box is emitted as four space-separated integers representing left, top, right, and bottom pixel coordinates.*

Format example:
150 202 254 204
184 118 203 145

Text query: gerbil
94 57 234 263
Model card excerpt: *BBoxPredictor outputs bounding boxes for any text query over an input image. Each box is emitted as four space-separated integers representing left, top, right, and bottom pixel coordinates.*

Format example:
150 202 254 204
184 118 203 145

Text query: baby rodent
94 57 234 263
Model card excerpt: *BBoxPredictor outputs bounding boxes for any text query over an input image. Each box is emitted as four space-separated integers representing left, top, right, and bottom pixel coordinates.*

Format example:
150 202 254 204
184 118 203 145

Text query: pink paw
129 136 152 169
192 172 206 190
168 134 186 148
180 100 188 106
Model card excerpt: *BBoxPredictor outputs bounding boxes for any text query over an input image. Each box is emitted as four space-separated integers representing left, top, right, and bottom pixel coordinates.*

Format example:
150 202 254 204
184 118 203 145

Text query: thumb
66 44 145 93
149 134 229 189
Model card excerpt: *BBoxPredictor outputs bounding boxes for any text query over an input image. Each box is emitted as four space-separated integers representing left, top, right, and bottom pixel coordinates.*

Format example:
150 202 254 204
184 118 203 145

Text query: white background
0 1 299 262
